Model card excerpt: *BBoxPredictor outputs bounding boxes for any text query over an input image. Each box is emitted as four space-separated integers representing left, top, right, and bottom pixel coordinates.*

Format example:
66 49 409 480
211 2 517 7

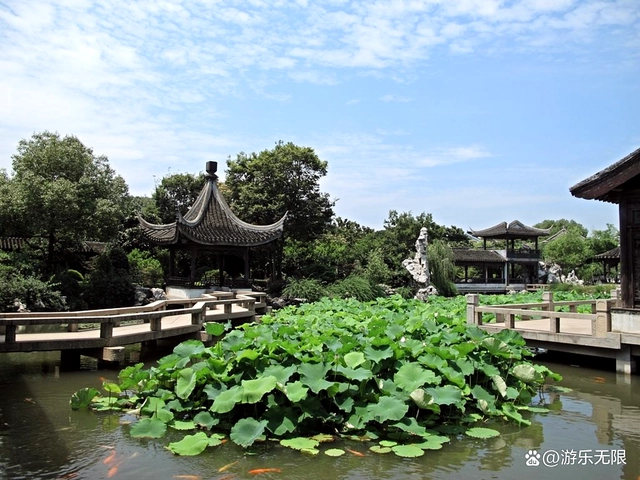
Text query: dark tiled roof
570 147 640 204
138 180 286 247
468 220 551 239
594 246 620 260
453 249 506 264
0 237 106 253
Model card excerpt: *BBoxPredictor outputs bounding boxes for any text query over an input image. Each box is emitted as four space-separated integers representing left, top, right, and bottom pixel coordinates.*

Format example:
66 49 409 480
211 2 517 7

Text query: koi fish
217 475 237 480
107 461 122 478
593 376 606 383
24 398 35 404
345 448 365 457
248 468 282 475
103 450 117 465
218 461 239 472
56 473 78 479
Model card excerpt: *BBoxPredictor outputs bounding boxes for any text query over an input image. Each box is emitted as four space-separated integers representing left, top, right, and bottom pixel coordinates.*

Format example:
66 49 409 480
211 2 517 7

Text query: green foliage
72 295 560 455
128 249 164 287
152 172 206 224
328 275 385 302
363 247 393 285
427 239 458 297
0 131 129 274
0 272 67 312
225 141 334 243
52 269 87 311
283 278 328 302
83 248 135 309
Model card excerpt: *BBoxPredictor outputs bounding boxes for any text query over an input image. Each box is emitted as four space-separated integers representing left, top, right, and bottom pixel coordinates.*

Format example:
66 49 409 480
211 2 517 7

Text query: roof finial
205 161 218 181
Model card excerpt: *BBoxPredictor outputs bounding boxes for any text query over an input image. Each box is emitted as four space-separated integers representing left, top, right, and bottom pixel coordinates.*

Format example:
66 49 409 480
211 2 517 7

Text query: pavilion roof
594 246 620 260
138 178 286 247
570 147 640 204
467 220 551 240
452 249 506 264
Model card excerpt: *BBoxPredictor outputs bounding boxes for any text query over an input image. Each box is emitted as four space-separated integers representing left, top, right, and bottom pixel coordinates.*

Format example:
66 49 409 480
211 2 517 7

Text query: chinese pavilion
453 220 551 293
138 161 286 287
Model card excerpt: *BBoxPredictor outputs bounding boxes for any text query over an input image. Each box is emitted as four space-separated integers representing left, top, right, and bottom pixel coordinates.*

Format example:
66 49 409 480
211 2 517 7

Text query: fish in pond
593 376 606 383
248 468 282 475
103 450 117 465
219 461 239 472
345 448 365 457
107 461 122 478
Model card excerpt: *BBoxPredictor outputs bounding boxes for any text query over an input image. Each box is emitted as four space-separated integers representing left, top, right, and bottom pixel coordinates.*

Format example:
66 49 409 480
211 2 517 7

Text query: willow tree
427 239 458 297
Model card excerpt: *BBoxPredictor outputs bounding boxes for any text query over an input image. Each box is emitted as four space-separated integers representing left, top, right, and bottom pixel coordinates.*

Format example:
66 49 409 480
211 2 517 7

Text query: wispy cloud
380 94 413 103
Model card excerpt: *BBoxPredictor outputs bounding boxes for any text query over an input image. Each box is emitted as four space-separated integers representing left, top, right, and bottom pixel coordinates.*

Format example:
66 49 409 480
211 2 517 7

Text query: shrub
328 275 385 302
282 278 328 303
0 273 67 312
128 249 164 287
53 269 87 311
84 250 135 309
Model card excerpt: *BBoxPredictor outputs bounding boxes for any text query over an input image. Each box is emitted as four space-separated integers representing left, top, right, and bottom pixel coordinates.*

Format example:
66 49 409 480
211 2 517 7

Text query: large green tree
225 141 334 242
152 172 206 224
0 131 129 274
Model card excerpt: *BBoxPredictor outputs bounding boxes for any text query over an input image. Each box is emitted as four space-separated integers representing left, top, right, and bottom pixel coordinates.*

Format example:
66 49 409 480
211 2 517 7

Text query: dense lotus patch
71 295 562 457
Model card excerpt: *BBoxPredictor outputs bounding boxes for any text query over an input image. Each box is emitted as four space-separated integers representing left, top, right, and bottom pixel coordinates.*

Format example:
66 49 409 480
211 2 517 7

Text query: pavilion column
169 248 176 276
190 245 197 282
243 248 250 282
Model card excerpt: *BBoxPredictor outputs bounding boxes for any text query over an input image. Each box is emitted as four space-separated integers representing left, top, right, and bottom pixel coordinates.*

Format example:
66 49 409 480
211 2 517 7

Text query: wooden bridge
466 291 639 374
0 291 267 367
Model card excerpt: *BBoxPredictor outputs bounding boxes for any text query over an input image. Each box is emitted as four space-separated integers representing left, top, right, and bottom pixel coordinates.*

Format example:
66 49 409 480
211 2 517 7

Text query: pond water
1 348 639 480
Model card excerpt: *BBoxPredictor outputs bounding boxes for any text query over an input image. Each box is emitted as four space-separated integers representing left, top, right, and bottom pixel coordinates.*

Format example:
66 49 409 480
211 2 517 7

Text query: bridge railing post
150 314 162 332
100 322 114 339
4 324 16 343
543 291 559 333
466 294 480 325
593 299 612 337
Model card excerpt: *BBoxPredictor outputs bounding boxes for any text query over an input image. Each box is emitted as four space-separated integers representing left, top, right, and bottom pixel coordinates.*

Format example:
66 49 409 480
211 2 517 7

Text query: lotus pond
2 293 639 479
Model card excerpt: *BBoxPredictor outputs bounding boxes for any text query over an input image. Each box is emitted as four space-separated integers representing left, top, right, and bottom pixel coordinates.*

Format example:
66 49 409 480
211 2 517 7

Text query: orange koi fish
107 461 122 478
248 468 282 475
102 450 117 465
345 448 365 457
593 376 606 383
218 461 238 472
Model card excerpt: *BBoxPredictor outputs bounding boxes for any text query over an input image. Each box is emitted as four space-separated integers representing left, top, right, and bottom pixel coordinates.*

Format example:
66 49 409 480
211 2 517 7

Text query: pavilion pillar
243 248 250 283
169 248 176 276
190 246 198 283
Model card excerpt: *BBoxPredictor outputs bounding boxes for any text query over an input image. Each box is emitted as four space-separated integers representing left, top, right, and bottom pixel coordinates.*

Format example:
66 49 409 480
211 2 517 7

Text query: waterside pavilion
138 162 286 295
453 220 550 293
571 147 640 332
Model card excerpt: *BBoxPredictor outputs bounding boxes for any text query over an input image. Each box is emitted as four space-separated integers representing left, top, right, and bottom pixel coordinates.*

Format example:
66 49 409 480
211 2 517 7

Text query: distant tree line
0 131 619 312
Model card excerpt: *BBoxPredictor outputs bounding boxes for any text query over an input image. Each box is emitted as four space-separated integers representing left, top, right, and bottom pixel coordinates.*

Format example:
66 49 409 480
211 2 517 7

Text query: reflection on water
1 351 640 480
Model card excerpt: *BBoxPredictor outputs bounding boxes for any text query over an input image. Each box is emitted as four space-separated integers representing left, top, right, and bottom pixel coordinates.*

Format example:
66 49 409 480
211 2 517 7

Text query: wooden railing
466 291 617 337
0 292 264 347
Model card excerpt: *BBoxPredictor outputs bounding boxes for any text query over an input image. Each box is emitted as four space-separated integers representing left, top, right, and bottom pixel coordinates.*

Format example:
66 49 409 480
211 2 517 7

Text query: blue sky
1 1 638 233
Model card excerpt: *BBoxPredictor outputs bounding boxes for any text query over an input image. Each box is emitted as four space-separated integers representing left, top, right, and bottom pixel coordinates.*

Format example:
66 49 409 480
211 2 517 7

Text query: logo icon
525 450 541 467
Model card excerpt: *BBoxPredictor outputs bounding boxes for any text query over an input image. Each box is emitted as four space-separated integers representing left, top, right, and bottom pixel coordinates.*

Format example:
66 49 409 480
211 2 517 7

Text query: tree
427 239 457 297
152 172 206 224
588 224 619 255
542 227 591 273
0 132 129 274
225 141 335 242
225 141 335 279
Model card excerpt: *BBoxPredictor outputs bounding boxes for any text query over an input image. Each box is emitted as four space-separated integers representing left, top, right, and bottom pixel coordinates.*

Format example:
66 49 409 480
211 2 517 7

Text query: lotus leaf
280 437 320 451
130 418 167 438
325 448 346 457
298 362 334 393
391 445 424 458
395 363 440 392
370 446 392 454
211 385 242 413
193 411 217 429
205 322 225 336
343 351 366 368
283 381 309 403
230 417 268 447
425 385 464 407
241 376 277 404
512 364 539 384
366 396 409 423
176 368 196 400
466 427 501 439
166 431 210 456
70 387 99 410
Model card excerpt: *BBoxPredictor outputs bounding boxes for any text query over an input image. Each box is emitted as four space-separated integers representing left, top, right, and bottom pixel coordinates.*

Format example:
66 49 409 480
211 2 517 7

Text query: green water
1 350 639 480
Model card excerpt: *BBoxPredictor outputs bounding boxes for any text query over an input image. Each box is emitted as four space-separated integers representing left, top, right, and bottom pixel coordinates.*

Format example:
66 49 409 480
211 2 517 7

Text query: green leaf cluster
72 295 560 455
